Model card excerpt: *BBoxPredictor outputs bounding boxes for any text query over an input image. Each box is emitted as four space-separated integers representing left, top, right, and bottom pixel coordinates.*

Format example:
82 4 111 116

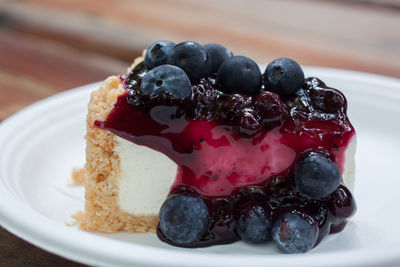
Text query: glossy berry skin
294 151 342 199
309 86 347 114
169 41 211 81
214 93 250 122
272 210 319 253
237 204 272 243
159 194 209 244
253 91 288 129
237 108 262 137
217 56 262 95
144 41 175 68
326 185 356 219
264 58 305 97
140 64 191 99
204 43 232 74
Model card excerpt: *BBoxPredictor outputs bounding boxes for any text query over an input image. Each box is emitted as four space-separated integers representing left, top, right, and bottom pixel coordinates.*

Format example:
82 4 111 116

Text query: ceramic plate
1 67 400 267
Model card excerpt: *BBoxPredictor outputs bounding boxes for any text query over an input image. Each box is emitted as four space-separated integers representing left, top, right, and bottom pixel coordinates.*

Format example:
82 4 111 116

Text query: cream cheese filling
115 135 356 216
342 136 356 193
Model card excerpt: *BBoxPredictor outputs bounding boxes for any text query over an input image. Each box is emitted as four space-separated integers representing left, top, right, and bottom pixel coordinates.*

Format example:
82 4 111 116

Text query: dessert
80 41 356 253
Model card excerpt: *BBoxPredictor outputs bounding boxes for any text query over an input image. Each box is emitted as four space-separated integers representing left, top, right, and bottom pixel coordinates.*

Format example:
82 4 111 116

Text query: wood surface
0 0 399 265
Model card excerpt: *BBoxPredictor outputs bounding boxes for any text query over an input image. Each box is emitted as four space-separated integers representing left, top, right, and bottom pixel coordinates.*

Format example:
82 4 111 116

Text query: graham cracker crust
71 168 86 186
76 55 158 233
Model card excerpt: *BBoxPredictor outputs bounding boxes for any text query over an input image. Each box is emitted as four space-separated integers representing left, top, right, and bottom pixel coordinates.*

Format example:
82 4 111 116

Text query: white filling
115 136 177 215
342 136 356 193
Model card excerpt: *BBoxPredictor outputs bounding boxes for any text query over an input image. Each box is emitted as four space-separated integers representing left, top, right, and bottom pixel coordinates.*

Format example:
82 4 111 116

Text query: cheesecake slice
79 41 356 252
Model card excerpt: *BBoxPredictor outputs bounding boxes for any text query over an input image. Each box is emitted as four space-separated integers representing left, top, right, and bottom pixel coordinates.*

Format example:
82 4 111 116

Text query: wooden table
0 0 399 265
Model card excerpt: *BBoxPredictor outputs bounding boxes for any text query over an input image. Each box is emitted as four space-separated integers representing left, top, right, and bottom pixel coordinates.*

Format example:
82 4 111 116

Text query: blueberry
217 56 262 95
140 64 191 99
159 194 209 244
326 185 356 219
294 151 342 199
204 43 232 74
169 41 211 81
237 108 262 137
309 86 347 114
214 93 250 123
264 58 305 96
272 211 319 253
237 204 272 243
191 81 222 118
253 91 288 129
144 41 175 68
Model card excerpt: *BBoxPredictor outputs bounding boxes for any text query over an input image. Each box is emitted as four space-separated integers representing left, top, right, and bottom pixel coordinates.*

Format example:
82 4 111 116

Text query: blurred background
1 0 400 122
0 0 399 265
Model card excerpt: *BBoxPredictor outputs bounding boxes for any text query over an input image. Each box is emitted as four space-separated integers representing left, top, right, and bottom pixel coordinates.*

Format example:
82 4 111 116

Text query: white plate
1 67 400 267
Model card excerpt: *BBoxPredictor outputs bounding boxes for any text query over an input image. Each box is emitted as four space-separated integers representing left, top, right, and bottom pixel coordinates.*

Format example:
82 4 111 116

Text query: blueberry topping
326 185 356 219
144 41 175 69
253 91 288 129
237 108 262 137
237 204 272 243
204 43 232 74
190 79 222 118
110 41 356 249
159 194 209 244
169 41 211 81
272 210 318 253
140 64 191 99
213 93 251 125
217 56 262 95
264 58 305 97
294 151 342 199
309 85 347 114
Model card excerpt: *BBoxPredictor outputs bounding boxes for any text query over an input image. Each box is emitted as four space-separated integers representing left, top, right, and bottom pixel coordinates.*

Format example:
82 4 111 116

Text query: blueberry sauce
94 62 356 248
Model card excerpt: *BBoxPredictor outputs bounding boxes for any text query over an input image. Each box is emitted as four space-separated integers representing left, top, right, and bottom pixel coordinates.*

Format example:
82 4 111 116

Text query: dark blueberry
140 64 191 99
237 186 269 203
191 79 222 118
204 43 232 74
237 108 262 137
253 91 288 129
326 185 356 219
214 93 250 123
237 204 272 243
159 194 209 244
329 221 348 234
144 41 175 68
217 56 262 95
294 151 342 199
272 210 319 253
305 77 326 88
264 58 305 97
169 41 211 81
124 62 149 91
126 87 143 107
125 63 149 107
207 198 237 239
309 86 347 114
